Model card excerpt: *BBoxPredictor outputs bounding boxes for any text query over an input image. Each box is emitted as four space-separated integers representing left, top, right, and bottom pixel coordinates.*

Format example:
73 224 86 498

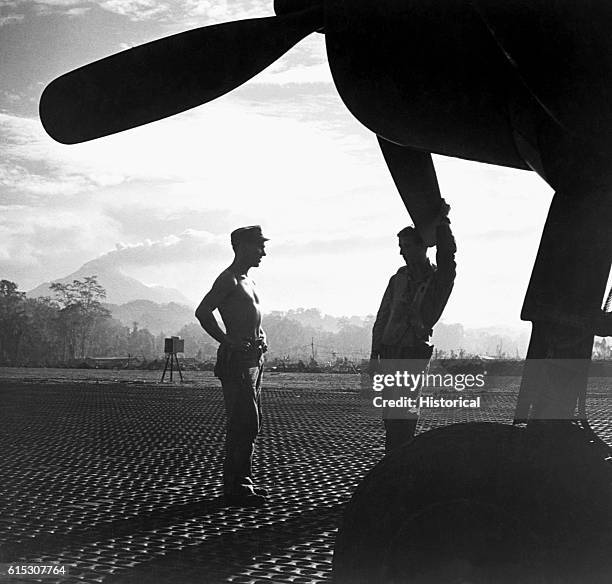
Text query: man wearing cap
196 226 269 506
371 204 456 452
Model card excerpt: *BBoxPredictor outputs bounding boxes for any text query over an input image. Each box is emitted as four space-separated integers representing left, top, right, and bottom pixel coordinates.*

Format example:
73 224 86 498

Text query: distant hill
25 254 531 355
107 300 197 335
27 258 191 306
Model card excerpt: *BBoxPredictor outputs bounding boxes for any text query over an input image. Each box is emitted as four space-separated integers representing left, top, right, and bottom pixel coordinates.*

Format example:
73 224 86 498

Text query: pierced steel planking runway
0 370 610 584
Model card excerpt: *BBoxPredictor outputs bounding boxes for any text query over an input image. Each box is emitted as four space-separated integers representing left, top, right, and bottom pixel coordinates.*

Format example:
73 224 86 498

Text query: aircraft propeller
39 6 323 144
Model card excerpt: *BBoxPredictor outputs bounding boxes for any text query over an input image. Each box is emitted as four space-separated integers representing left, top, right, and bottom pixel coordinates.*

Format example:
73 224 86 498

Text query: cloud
0 160 94 197
99 0 171 20
1 90 23 102
6 0 273 24
86 230 390 272
0 202 122 289
0 113 105 197
248 35 331 87
27 0 84 5
1 92 399 299
178 0 272 25
252 62 333 86
103 204 239 240
65 6 91 16
0 93 386 225
72 228 402 314
100 229 226 266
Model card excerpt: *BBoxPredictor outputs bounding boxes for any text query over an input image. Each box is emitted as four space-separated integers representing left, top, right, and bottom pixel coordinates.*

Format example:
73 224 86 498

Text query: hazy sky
1 0 560 327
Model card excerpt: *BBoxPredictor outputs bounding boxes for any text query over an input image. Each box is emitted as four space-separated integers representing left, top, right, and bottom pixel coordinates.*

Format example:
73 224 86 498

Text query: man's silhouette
196 226 269 506
371 205 456 452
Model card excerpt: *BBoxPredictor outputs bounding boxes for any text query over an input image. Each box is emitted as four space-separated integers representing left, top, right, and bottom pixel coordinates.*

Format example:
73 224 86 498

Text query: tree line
0 277 177 366
0 277 374 367
3 277 607 367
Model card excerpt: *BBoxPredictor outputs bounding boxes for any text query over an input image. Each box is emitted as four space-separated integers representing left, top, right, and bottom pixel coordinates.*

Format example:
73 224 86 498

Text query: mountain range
107 299 198 335
28 258 192 306
25 258 530 354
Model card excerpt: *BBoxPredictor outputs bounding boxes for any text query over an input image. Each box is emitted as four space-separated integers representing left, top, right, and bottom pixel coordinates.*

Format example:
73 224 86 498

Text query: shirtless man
195 226 269 506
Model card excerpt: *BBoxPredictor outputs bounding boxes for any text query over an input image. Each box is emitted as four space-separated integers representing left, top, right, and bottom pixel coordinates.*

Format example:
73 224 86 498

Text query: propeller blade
378 137 443 246
40 8 323 144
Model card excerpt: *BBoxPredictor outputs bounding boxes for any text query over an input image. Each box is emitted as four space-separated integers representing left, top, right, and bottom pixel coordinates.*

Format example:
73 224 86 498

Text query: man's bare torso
217 270 262 341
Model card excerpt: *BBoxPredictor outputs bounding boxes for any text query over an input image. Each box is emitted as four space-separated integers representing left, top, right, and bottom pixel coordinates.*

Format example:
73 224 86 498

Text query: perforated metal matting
0 370 610 584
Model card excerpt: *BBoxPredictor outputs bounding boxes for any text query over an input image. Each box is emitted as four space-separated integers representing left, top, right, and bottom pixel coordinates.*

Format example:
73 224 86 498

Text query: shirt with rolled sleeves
372 223 457 354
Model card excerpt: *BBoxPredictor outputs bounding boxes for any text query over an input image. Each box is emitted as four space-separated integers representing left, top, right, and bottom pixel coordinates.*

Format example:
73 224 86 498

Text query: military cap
230 225 269 247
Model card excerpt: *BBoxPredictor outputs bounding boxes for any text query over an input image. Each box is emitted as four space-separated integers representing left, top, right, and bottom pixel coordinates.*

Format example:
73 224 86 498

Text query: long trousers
216 347 264 495
380 342 433 454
